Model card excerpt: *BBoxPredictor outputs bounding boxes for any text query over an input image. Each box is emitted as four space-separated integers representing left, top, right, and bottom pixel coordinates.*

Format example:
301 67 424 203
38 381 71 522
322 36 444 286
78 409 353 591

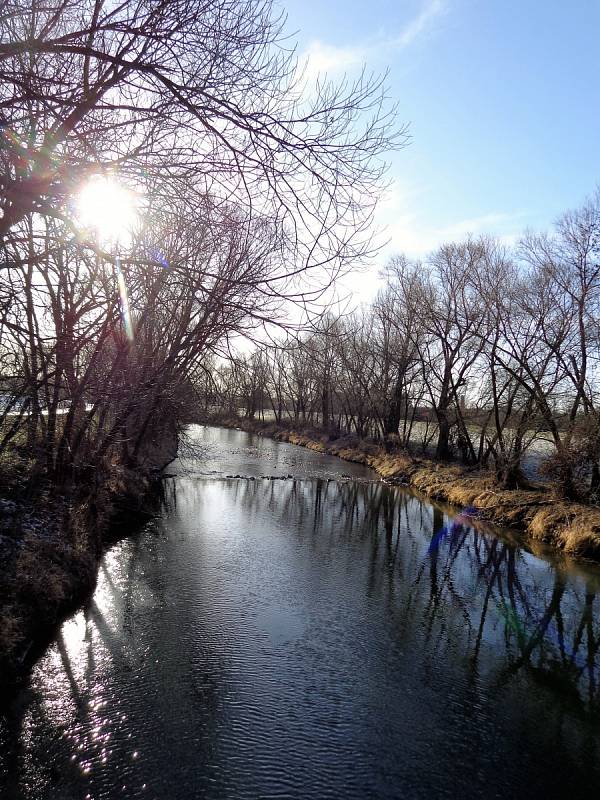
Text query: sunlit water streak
1 425 600 799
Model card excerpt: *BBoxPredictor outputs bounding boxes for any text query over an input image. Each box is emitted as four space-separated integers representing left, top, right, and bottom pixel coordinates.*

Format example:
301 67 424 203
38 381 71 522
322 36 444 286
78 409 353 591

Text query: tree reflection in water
2 473 600 800
218 476 600 712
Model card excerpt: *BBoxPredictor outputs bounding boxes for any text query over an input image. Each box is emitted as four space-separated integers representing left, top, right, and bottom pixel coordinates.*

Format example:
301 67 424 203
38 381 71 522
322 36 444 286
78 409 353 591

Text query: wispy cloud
376 186 526 256
384 210 525 257
436 212 519 241
301 0 447 78
395 0 446 48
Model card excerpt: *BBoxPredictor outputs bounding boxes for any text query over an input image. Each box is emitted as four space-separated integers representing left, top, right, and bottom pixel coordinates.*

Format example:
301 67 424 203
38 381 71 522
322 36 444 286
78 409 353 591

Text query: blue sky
281 0 600 282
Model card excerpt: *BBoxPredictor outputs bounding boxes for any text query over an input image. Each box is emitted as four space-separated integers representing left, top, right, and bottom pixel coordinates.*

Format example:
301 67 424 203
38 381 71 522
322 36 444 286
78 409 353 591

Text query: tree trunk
590 462 600 498
384 372 403 436
321 382 330 429
435 412 451 460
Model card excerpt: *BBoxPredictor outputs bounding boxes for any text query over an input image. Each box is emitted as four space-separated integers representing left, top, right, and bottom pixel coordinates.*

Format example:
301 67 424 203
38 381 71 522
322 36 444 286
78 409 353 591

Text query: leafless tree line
0 0 399 492
206 189 600 502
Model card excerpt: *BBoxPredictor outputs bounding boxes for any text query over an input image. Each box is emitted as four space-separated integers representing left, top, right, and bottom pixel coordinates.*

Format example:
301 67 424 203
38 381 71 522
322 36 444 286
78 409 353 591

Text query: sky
280 0 600 299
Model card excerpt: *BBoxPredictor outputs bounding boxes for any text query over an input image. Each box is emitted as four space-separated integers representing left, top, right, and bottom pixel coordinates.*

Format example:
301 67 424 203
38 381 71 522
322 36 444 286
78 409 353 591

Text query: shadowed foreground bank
211 417 600 562
0 465 170 690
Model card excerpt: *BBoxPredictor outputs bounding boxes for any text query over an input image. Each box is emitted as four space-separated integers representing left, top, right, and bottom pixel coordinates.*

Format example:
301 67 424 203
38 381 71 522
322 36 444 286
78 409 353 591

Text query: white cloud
437 212 518 241
301 41 368 80
301 0 447 79
372 184 526 257
333 206 524 308
383 210 525 257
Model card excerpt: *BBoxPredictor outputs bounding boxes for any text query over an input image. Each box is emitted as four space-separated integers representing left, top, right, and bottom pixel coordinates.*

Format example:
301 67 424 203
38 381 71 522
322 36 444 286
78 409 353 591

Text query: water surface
1 424 599 799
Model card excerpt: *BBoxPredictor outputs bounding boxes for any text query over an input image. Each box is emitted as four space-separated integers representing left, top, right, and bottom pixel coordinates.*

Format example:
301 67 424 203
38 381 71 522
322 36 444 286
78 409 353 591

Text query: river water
1 424 600 799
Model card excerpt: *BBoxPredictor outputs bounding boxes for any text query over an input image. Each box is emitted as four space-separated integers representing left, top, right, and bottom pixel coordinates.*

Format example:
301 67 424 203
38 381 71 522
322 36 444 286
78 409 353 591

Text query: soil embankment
213 417 600 562
0 431 177 691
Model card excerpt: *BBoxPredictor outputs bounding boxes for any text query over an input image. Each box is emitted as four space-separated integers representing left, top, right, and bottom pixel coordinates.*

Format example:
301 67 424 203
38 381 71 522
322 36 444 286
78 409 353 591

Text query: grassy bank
212 416 600 562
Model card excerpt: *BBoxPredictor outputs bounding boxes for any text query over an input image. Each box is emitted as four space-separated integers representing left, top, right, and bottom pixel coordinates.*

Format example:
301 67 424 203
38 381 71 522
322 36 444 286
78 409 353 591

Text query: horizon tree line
203 188 600 502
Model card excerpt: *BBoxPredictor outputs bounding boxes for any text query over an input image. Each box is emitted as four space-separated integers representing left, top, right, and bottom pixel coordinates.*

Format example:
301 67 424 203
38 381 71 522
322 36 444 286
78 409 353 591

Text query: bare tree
0 0 403 289
201 188 600 504
414 240 489 461
376 256 423 443
520 191 600 496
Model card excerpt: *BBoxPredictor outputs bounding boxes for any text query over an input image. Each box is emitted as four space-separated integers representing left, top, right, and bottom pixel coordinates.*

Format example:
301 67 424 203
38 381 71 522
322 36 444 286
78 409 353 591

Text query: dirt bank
0 464 172 692
213 417 600 563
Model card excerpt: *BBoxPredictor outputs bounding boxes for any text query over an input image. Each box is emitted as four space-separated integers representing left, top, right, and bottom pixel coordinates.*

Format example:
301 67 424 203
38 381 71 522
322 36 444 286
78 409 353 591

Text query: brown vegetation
216 417 600 562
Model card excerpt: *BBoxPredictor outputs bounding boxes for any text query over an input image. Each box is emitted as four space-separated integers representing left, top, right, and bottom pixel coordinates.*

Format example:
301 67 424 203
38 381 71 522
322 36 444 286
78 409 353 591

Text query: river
1 424 600 799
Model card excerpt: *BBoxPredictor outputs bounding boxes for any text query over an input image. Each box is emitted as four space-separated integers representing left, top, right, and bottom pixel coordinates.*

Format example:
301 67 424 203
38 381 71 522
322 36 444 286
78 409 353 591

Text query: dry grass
0 528 97 686
221 416 600 562
0 604 26 655
528 504 600 558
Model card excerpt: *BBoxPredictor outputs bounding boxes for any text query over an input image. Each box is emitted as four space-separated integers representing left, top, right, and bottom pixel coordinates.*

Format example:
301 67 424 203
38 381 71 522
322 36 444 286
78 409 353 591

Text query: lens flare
116 257 134 341
427 506 477 554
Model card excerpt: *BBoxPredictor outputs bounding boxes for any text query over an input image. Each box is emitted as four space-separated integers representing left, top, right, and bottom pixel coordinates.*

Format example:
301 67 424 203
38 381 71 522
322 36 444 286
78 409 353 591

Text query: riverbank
0 467 168 692
0 410 180 690
212 416 600 562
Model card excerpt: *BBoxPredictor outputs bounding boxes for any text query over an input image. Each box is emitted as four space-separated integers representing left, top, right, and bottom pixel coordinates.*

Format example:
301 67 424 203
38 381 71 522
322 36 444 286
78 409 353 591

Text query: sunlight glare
77 175 138 244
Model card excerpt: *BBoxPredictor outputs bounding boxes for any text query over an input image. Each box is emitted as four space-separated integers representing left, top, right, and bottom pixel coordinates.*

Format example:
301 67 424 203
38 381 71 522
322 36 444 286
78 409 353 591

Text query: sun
76 175 138 244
